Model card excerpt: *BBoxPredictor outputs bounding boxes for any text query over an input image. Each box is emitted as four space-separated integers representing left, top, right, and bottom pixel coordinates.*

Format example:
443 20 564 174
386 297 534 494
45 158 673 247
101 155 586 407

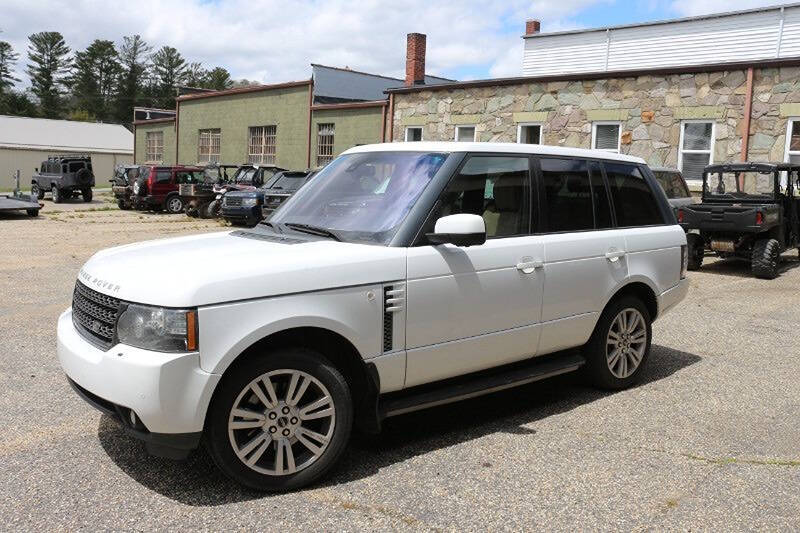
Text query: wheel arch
603 279 659 322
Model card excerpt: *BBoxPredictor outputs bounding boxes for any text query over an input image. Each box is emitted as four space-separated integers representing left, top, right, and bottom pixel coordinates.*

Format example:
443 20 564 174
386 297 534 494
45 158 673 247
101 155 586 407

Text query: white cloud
668 0 785 17
0 0 616 87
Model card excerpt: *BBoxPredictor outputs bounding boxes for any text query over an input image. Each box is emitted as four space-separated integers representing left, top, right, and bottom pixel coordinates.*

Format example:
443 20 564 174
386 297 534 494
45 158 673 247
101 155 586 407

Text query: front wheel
51 186 63 203
584 296 652 390
752 238 780 279
165 194 184 214
31 183 44 200
204 349 353 491
82 188 92 202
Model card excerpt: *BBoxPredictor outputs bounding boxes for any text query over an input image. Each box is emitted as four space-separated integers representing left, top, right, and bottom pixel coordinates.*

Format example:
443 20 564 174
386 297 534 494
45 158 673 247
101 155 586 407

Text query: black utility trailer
0 171 42 217
678 162 800 279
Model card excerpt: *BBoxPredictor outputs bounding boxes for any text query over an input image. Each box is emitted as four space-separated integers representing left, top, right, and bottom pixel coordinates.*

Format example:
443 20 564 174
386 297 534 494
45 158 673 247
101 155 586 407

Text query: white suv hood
79 231 407 307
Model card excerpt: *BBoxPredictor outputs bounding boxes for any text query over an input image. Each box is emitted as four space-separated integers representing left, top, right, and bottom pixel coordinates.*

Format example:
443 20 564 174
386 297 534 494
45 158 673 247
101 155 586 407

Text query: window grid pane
682 122 713 151
248 125 277 164
317 123 335 166
145 131 164 163
594 124 620 151
681 152 711 182
198 129 221 164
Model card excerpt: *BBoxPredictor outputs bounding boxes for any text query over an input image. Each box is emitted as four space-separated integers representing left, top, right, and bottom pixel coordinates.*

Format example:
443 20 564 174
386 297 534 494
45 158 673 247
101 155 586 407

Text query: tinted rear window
541 158 594 232
653 171 690 199
605 163 664 227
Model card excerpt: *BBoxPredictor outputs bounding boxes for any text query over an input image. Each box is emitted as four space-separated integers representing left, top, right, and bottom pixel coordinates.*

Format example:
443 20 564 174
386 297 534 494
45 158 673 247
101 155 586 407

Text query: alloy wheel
227 369 336 476
605 308 647 379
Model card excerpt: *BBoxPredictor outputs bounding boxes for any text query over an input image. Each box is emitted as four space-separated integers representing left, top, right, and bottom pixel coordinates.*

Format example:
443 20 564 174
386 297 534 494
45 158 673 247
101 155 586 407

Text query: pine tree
70 39 121 121
150 45 186 109
114 35 151 121
26 31 71 118
205 67 233 91
0 41 21 93
184 61 208 88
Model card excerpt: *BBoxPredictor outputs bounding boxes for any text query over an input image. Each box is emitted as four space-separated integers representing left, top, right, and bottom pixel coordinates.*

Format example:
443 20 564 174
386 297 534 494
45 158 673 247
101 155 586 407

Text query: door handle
516 259 543 274
605 250 626 262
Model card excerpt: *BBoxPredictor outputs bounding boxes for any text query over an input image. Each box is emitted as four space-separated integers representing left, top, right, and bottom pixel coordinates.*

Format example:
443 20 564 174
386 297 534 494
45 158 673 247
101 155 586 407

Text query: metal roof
0 115 133 154
311 64 454 102
343 141 646 164
523 2 799 38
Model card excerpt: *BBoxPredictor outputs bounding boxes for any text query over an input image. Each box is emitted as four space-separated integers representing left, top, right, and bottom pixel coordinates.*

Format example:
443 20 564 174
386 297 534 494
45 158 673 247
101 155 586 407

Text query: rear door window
155 169 172 183
540 158 594 232
604 163 664 227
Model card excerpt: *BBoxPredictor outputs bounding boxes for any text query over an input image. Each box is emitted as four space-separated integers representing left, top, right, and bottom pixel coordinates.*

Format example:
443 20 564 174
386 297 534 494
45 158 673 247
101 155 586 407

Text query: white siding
523 6 800 77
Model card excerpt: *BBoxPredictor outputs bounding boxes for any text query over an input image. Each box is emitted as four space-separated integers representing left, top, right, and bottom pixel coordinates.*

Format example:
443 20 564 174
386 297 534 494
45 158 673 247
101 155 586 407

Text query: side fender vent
383 285 404 352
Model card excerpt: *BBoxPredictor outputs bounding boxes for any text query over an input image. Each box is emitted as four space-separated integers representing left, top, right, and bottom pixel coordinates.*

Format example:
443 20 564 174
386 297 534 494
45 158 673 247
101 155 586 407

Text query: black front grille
225 196 243 207
72 281 121 350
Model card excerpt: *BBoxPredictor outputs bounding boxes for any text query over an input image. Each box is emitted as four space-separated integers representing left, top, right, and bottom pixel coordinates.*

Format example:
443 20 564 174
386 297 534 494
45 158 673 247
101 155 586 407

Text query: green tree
114 34 150 121
0 41 21 92
150 45 186 108
205 67 233 91
70 39 121 121
183 61 208 87
27 31 71 118
0 90 37 116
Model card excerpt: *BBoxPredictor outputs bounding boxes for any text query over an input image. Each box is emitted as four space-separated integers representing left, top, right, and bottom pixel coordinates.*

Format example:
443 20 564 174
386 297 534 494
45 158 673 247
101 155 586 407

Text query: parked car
651 167 696 211
221 170 315 226
678 162 800 278
110 165 144 210
57 142 688 491
205 164 287 219
132 166 206 214
31 155 95 203
180 164 241 218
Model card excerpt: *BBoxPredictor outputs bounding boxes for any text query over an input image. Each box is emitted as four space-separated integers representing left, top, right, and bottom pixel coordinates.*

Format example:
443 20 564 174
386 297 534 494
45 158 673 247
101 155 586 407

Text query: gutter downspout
306 79 314 168
175 100 180 165
133 124 137 164
381 103 386 143
741 66 754 163
387 93 394 142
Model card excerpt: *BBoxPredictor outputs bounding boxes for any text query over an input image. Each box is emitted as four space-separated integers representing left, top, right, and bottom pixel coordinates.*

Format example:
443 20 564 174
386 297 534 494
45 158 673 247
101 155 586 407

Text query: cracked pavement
1 203 799 530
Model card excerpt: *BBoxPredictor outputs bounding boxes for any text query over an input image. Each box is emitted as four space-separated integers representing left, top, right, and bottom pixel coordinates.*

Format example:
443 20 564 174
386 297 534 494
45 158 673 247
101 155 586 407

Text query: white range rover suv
58 142 689 491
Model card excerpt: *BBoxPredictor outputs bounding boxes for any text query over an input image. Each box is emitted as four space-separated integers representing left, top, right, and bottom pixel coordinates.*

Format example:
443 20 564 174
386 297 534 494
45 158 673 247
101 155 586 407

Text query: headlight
241 197 258 207
116 304 198 352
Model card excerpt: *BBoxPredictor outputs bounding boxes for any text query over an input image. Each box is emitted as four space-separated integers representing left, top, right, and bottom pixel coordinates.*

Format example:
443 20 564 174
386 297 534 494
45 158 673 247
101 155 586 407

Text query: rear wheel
686 233 704 271
204 349 353 491
31 183 44 200
751 238 780 279
117 199 130 210
26 209 39 217
51 186 63 204
584 296 652 390
165 194 184 214
82 188 92 202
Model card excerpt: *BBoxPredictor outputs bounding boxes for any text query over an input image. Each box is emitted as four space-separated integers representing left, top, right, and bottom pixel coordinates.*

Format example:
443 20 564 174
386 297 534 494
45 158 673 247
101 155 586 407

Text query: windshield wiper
284 222 342 241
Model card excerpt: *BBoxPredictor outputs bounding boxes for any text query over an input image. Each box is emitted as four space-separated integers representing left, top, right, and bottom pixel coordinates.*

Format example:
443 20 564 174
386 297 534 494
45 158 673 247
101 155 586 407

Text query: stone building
386 4 800 189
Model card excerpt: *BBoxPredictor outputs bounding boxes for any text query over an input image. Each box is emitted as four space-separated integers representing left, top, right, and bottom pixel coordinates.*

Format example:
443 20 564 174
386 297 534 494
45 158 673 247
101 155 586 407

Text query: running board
379 352 586 418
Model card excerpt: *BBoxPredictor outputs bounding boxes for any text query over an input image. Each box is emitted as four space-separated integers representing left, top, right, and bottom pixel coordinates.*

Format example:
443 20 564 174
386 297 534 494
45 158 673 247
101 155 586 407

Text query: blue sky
1 0 786 86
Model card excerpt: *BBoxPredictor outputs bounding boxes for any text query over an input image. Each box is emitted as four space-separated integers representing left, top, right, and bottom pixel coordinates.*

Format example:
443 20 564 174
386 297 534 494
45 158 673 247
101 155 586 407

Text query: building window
517 123 542 144
405 126 423 142
592 122 621 152
679 121 715 184
248 125 277 164
455 125 476 142
317 123 335 166
198 129 221 164
784 119 800 164
145 131 164 163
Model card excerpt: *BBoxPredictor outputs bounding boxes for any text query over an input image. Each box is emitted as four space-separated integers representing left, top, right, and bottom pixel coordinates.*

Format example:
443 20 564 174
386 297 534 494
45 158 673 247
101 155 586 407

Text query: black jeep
31 155 95 203
678 162 800 279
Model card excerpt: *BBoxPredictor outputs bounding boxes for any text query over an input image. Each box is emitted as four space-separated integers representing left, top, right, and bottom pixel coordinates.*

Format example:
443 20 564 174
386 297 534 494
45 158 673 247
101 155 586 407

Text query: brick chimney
405 33 426 87
526 19 541 35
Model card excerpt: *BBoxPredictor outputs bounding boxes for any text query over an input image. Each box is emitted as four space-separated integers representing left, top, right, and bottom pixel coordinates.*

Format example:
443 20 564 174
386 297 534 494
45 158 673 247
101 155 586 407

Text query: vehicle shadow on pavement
96 344 700 505
698 254 800 278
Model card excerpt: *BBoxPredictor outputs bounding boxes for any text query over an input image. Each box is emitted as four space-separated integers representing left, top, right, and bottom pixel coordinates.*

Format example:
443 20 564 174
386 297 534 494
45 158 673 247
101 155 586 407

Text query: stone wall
392 67 800 168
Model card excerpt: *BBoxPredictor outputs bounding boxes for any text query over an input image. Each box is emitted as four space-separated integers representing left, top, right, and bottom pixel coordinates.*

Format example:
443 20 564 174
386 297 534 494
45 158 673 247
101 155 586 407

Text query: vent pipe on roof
405 33 426 86
526 19 541 35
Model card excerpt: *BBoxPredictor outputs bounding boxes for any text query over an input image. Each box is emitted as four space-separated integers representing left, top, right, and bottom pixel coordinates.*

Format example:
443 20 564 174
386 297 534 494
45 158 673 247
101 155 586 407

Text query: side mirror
426 214 487 247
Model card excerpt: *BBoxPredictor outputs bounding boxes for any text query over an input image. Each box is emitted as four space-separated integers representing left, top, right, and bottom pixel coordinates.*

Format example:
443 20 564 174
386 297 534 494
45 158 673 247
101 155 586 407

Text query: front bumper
57 309 220 442
657 278 689 318
221 205 260 223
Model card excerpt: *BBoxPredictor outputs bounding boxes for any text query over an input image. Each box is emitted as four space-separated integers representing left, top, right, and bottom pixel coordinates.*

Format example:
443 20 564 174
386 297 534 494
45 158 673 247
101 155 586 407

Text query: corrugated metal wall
523 6 800 76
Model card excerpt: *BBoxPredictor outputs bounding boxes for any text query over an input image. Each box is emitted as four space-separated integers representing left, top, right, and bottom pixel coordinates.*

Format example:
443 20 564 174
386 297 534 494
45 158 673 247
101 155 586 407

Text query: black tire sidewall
686 233 704 270
752 238 780 279
584 296 653 390
82 188 92 202
204 349 353 492
52 186 61 203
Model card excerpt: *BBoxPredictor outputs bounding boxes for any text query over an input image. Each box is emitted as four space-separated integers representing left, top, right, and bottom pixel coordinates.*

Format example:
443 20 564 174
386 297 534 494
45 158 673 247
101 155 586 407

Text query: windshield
704 170 776 200
235 168 257 184
268 151 448 245
653 171 689 199
271 174 308 191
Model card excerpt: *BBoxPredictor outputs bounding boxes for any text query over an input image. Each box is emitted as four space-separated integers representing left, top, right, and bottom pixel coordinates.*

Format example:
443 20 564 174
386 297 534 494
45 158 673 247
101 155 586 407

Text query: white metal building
0 115 133 190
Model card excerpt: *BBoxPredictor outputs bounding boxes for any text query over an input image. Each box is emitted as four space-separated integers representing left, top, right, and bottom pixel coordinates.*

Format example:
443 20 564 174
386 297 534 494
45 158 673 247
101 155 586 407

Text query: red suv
132 166 205 213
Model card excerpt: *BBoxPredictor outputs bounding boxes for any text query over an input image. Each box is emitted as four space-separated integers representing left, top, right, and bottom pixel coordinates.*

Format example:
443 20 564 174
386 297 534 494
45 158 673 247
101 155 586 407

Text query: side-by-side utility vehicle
678 162 800 278
58 143 689 491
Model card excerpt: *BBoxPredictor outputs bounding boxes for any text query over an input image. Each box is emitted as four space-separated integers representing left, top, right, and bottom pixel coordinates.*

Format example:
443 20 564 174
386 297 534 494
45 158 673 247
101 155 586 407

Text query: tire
165 194 184 214
31 183 44 200
583 296 652 390
204 348 353 492
751 238 781 280
686 233 704 271
82 188 92 202
51 186 63 204
26 209 39 217
117 199 130 210
207 199 221 218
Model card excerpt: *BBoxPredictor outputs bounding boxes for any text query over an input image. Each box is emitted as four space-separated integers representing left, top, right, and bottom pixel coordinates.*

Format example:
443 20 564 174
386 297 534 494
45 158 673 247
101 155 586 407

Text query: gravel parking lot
1 198 799 530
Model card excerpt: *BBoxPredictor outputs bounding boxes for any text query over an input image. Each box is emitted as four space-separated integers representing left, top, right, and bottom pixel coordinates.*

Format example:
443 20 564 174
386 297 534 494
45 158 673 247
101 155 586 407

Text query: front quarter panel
197 285 384 375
